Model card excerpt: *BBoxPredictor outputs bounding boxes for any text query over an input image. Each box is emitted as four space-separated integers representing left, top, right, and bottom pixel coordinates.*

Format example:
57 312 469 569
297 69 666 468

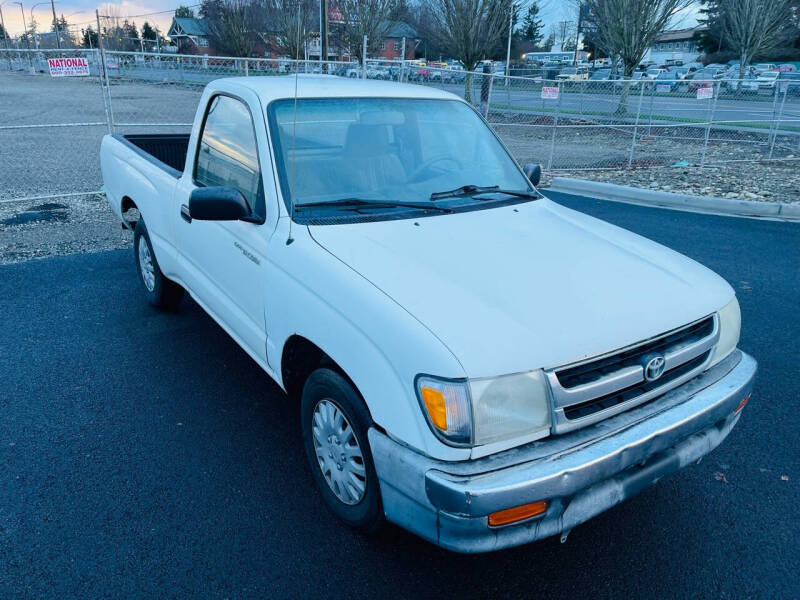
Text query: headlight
416 371 551 448
709 296 741 367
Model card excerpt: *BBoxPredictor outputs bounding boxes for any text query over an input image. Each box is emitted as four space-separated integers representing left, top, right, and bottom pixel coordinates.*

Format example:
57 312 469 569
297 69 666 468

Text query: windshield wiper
295 198 453 213
430 184 540 201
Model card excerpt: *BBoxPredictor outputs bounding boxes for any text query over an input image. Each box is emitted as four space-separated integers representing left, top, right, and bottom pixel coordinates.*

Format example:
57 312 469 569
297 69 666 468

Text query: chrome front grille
545 315 719 433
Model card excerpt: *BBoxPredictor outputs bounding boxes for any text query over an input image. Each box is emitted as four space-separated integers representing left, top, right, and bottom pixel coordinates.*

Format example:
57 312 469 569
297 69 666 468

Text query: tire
133 218 184 310
301 368 384 532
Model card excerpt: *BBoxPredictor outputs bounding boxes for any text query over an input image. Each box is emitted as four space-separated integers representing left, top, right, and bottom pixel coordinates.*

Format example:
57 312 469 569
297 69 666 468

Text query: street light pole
30 2 52 51
505 0 513 79
13 2 29 50
49 0 57 49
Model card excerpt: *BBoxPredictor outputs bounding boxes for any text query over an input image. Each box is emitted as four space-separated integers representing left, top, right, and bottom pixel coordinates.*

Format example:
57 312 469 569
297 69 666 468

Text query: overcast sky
1 0 700 44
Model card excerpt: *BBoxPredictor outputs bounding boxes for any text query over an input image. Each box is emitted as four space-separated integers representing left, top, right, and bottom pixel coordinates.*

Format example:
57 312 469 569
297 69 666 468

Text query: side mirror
189 186 251 221
523 163 542 187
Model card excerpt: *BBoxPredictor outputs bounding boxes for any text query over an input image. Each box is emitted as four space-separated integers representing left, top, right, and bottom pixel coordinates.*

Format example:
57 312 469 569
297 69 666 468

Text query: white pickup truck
100 75 756 553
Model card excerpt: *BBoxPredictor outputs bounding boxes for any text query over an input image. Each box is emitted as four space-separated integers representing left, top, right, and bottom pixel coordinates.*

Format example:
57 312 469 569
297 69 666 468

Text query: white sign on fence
541 86 559 100
656 84 671 93
47 57 90 77
696 87 713 100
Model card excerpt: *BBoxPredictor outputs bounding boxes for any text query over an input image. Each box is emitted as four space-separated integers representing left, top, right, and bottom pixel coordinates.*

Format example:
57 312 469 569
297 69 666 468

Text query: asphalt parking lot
1 193 798 598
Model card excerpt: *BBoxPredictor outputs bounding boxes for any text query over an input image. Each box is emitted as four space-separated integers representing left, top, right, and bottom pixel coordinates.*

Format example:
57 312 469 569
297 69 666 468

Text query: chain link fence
2 48 799 205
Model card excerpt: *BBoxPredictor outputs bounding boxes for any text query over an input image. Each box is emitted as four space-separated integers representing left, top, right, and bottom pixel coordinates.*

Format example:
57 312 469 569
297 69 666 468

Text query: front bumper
369 350 756 553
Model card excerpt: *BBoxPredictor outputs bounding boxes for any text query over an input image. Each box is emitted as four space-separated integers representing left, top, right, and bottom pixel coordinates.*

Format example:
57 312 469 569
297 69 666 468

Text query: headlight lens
416 371 551 447
710 296 741 367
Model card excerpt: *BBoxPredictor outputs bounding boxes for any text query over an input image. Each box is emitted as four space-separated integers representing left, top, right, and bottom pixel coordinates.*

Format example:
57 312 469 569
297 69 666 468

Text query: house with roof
644 26 705 66
167 17 211 54
375 21 418 60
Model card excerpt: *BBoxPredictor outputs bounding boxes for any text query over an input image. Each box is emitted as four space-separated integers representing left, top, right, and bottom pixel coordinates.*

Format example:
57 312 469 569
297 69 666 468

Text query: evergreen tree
520 1 544 47
82 26 98 48
174 5 196 18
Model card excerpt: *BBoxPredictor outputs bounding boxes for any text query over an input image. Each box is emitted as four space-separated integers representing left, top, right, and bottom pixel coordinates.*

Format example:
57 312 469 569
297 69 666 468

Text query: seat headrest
344 123 392 157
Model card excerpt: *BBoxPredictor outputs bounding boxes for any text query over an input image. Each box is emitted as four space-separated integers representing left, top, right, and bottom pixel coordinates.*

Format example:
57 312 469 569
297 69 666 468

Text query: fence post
579 79 586 117
700 81 720 168
482 73 494 118
769 85 789 160
399 37 406 82
627 82 646 168
647 82 656 136
547 81 562 171
244 58 249 76
362 36 367 79
95 12 114 134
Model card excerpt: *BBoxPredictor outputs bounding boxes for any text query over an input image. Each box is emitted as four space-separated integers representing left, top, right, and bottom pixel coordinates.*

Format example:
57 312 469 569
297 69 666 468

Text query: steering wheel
407 155 463 183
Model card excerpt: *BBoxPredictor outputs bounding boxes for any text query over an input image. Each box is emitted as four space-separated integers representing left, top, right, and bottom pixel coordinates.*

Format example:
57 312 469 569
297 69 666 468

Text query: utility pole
504 0 513 78
572 3 583 65
49 0 58 49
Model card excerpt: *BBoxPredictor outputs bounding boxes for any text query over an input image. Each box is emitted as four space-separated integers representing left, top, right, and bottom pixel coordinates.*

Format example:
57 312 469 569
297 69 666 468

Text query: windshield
267 98 532 220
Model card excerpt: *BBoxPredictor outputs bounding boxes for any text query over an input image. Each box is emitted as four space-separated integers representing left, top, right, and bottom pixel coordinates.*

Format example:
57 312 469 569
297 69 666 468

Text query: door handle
180 204 192 223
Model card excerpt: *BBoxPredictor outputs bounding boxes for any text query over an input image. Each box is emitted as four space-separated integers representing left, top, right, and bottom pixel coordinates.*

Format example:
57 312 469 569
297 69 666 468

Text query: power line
68 4 201 29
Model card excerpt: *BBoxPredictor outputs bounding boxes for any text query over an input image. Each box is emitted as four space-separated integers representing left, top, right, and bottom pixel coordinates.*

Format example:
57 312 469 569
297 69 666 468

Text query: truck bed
111 133 190 177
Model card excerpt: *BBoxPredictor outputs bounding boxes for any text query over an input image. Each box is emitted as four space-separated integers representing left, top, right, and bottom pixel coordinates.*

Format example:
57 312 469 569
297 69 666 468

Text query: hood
308 198 734 378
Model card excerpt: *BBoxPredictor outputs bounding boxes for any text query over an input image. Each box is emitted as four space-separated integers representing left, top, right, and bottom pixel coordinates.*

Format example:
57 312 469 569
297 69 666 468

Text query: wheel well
281 335 357 403
121 196 140 229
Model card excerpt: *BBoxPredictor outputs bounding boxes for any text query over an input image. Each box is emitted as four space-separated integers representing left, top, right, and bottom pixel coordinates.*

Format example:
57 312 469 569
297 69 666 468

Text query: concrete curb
548 177 800 222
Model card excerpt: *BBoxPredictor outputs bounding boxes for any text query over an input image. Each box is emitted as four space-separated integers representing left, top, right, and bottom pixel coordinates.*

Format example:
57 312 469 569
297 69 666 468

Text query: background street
1 194 797 598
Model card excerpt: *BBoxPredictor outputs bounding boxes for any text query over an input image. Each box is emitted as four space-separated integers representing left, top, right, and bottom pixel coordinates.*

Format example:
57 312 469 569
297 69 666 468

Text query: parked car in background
756 70 780 93
777 64 797 73
778 72 800 95
724 72 757 92
556 66 588 81
687 68 723 91
653 70 681 91
589 68 611 80
752 63 777 75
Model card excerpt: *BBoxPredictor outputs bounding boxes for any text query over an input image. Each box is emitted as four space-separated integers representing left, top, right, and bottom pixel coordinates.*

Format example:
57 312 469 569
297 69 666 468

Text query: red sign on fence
47 57 90 77
696 87 713 100
541 86 559 100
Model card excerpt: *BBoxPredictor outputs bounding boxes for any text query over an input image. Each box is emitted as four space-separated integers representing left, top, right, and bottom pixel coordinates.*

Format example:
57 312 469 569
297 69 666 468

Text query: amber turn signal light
733 393 750 413
420 387 448 430
488 500 549 527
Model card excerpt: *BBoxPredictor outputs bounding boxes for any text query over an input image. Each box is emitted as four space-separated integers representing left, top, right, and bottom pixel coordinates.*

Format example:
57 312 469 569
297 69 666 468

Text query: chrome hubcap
137 236 155 292
312 399 366 505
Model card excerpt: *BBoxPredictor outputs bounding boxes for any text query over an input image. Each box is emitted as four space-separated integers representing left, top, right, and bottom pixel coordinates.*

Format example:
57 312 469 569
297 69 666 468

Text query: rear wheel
133 219 184 310
301 368 383 532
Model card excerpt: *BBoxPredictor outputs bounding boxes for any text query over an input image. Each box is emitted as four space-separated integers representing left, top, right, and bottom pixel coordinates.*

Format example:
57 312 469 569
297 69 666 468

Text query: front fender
265 221 469 461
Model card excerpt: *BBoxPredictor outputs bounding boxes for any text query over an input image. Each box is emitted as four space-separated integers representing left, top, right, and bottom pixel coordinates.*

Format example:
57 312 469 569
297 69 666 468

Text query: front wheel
301 368 384 532
133 218 184 310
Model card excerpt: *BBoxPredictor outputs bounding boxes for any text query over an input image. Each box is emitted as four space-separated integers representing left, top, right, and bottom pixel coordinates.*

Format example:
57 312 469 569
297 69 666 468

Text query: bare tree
265 0 317 59
201 0 264 57
427 0 512 101
337 0 394 61
582 0 692 113
718 0 795 79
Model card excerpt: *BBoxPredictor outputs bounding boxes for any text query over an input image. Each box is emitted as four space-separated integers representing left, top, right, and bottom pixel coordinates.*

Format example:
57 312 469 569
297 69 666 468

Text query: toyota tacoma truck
100 75 756 553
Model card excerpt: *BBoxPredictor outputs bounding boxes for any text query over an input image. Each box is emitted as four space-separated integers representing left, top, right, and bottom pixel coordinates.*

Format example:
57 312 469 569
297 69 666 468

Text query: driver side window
195 95 264 217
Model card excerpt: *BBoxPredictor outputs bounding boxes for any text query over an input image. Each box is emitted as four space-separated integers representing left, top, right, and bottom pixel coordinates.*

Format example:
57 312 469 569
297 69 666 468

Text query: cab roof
206 75 461 104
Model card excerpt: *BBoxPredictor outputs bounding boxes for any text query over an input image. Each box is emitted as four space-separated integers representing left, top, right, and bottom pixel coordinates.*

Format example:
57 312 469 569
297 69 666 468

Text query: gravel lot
2 70 797 266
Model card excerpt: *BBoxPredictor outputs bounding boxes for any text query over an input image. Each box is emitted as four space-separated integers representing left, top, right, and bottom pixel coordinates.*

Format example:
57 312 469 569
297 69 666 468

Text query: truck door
174 93 271 365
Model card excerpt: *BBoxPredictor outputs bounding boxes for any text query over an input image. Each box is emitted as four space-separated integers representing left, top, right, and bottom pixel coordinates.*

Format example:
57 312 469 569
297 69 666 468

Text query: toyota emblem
642 354 666 382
